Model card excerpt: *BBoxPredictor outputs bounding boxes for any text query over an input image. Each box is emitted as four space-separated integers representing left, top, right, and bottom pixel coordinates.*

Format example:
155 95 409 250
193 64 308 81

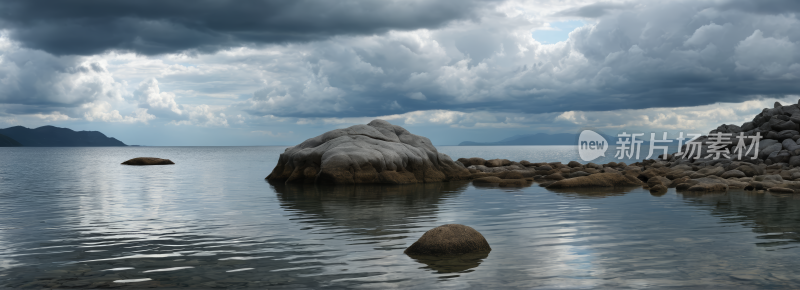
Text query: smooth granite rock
266 119 470 184
404 224 491 256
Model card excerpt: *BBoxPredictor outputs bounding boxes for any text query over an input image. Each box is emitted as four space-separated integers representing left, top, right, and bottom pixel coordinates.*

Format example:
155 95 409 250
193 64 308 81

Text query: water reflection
678 190 800 248
547 186 640 198
270 180 470 238
405 252 489 274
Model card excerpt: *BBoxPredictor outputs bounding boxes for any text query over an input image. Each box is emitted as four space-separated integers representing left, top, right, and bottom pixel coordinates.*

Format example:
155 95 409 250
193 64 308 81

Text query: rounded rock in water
404 224 491 256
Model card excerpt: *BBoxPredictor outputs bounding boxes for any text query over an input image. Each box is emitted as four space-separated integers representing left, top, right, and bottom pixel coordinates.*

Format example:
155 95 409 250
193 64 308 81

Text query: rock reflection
269 180 470 236
680 190 800 247
405 252 489 274
546 186 640 198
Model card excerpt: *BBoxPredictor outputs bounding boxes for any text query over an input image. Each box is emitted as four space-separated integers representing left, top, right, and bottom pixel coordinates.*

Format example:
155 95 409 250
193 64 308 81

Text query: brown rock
499 171 525 179
769 187 795 193
458 157 486 167
545 173 643 189
568 171 591 178
721 170 747 179
485 159 512 168
647 176 671 188
121 157 175 165
498 179 531 187
472 177 502 184
404 224 491 255
669 176 691 188
568 161 583 168
650 184 668 194
685 177 729 192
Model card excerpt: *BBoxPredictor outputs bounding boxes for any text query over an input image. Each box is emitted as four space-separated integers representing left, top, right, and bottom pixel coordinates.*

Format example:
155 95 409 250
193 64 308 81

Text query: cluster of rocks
669 101 800 166
460 156 800 194
456 101 800 194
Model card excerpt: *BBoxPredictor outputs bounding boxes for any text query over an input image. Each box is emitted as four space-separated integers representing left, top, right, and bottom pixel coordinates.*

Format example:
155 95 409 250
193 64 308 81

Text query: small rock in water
405 224 491 255
122 157 175 165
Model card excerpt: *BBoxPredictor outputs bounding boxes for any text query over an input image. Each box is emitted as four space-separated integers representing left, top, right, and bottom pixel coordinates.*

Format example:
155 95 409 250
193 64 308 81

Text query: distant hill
0 133 22 147
0 126 127 146
459 132 615 146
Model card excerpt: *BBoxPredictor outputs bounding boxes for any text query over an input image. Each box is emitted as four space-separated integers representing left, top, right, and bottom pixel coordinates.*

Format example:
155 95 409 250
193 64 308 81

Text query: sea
2 146 800 289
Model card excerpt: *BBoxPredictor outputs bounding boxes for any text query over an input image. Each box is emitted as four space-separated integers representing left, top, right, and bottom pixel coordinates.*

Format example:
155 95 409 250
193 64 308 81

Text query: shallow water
1 146 800 289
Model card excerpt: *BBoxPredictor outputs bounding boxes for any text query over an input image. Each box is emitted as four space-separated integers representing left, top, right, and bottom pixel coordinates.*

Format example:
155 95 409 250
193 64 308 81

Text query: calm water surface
1 146 800 289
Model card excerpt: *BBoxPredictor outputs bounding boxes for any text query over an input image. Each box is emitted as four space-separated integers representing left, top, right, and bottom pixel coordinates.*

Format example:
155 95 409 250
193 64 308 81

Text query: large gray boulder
266 119 470 184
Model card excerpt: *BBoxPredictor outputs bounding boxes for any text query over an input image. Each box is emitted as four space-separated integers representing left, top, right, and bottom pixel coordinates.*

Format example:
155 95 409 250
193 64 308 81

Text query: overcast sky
0 0 798 145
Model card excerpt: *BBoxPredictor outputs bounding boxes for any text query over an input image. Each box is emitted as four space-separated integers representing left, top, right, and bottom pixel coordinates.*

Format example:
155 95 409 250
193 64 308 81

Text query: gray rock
775 101 783 108
534 165 553 171
760 143 783 159
773 120 798 131
741 122 756 131
784 105 800 116
266 119 470 184
791 156 800 167
690 166 725 178
568 171 591 178
759 139 780 150
783 139 800 152
768 150 791 164
775 114 791 121
735 163 765 177
764 108 777 118
721 170 747 179
777 130 799 141
714 124 742 134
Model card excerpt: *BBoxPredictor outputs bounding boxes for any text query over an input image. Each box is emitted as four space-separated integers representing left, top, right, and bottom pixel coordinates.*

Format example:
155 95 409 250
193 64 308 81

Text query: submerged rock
404 224 491 256
266 119 469 184
545 173 643 189
768 187 795 193
121 157 174 165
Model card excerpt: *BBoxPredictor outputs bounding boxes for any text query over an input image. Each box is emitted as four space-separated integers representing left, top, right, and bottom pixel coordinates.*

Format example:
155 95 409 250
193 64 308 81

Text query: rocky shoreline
458 156 781 193
459 101 800 194
268 101 800 194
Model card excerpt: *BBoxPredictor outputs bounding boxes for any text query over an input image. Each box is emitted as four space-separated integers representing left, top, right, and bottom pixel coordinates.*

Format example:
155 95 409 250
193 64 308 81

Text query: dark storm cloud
0 0 493 56
719 0 800 14
236 0 800 118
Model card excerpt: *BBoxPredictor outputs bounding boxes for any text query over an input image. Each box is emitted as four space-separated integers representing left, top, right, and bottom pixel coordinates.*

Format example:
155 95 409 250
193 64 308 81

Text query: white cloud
168 104 228 127
82 101 155 124
134 78 182 116
31 111 72 122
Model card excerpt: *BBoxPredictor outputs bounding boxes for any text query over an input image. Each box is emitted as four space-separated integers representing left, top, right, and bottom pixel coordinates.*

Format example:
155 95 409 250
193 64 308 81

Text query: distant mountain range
459 132 616 146
0 125 127 147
